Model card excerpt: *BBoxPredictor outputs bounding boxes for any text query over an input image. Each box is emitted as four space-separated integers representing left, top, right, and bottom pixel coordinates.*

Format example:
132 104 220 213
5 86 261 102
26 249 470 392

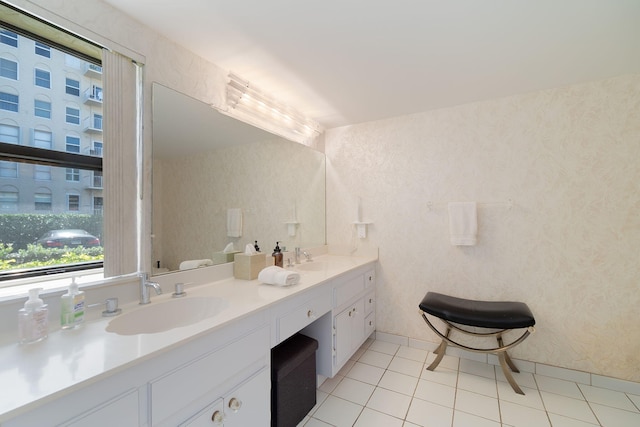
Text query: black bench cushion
419 292 535 329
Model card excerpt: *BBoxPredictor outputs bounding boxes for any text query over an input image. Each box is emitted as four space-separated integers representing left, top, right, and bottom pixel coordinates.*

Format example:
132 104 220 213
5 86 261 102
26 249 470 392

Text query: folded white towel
179 259 214 270
448 202 477 246
227 208 243 238
258 266 301 287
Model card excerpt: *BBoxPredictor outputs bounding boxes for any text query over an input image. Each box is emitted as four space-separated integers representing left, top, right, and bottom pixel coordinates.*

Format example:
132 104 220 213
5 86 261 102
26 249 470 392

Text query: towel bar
419 291 535 395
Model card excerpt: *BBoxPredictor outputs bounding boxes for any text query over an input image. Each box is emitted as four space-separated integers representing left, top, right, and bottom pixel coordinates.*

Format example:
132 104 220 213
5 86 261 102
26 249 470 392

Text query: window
92 171 103 188
0 189 18 211
0 92 19 112
33 130 52 149
67 194 79 211
35 42 50 58
0 30 18 47
34 99 51 118
0 58 18 80
34 68 50 88
66 135 80 152
66 107 80 124
65 77 80 96
66 168 79 182
34 191 52 211
93 114 103 130
91 141 103 156
0 6 110 284
0 162 17 178
34 165 51 180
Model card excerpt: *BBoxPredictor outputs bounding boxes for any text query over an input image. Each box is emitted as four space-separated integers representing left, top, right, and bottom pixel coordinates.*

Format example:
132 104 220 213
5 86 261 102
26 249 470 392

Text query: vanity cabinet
303 265 376 378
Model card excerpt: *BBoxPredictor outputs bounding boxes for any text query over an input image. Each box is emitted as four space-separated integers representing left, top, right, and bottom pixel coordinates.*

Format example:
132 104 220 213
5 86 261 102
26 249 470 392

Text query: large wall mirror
151 83 326 274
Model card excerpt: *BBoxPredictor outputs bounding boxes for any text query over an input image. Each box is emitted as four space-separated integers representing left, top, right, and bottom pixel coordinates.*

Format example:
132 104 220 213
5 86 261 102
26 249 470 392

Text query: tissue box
234 253 266 280
212 251 240 265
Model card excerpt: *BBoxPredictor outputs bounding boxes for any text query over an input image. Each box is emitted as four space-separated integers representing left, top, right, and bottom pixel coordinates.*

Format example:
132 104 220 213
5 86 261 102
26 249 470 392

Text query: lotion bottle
18 288 49 344
60 278 85 329
272 241 283 267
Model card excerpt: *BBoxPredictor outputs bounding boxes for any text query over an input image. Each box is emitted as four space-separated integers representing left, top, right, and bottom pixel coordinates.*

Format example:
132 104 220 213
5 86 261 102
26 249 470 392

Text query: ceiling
103 0 640 129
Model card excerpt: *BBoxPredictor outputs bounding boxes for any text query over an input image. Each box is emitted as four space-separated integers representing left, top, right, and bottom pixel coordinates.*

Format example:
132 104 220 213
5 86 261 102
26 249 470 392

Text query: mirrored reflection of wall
152 84 325 273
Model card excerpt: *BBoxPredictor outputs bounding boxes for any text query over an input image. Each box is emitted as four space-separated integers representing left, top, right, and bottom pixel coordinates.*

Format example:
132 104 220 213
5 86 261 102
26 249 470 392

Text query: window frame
0 57 18 80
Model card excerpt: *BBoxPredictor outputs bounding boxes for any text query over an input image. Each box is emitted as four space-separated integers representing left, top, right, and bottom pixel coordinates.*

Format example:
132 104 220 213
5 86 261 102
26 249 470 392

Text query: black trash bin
271 333 319 427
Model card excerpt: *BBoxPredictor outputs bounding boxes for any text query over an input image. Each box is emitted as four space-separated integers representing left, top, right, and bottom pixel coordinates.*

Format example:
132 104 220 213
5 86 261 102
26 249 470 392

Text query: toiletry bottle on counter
61 278 85 329
254 240 260 252
18 288 49 344
272 242 283 267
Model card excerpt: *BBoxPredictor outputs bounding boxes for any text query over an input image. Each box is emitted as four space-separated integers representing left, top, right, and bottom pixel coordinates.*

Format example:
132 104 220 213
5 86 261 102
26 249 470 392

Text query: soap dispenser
61 278 85 329
272 242 283 267
254 240 260 252
18 288 49 344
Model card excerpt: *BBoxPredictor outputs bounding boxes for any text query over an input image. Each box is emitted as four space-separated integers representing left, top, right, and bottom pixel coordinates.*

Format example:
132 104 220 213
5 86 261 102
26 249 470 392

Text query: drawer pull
228 397 242 412
211 410 224 424
307 309 315 319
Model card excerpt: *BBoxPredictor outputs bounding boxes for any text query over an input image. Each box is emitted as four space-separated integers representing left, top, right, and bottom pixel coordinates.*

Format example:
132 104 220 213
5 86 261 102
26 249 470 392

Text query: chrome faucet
294 247 301 264
139 272 162 305
303 251 313 262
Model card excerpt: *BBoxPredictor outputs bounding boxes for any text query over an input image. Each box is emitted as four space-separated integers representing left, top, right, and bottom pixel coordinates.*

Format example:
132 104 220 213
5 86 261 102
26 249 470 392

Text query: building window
65 168 80 182
93 196 103 215
65 77 80 96
93 114 103 130
66 194 79 211
66 107 80 124
34 99 52 118
92 171 103 188
65 135 80 152
0 58 18 80
33 130 52 149
91 141 103 156
34 68 50 88
34 165 51 180
0 123 19 143
0 30 18 47
0 188 18 211
35 42 50 58
0 91 19 112
0 162 18 178
34 191 52 211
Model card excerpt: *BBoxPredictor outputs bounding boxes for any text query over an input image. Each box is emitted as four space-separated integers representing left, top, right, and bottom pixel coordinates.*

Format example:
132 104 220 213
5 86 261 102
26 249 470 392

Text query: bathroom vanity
0 249 377 426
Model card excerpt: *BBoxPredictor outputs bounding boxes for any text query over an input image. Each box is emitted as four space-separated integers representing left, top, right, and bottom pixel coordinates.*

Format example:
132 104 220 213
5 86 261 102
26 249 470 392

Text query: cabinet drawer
365 312 375 337
334 275 364 308
278 289 331 343
150 326 269 425
364 269 375 289
365 292 375 316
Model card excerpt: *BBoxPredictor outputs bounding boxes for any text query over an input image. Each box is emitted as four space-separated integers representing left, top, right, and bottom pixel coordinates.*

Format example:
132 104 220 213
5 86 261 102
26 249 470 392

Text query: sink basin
106 297 229 335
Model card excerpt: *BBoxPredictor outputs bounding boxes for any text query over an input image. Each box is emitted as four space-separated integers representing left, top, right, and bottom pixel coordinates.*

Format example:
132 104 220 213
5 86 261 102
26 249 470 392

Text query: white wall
325 74 640 382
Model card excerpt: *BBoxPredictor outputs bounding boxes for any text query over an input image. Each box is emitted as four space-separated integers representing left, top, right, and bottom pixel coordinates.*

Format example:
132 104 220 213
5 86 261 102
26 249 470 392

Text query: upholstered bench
419 291 535 394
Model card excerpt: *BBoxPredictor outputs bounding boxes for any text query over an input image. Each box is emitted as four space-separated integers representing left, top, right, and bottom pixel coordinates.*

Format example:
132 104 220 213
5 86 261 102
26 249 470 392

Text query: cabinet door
64 389 139 427
350 299 365 350
223 368 270 427
334 306 353 370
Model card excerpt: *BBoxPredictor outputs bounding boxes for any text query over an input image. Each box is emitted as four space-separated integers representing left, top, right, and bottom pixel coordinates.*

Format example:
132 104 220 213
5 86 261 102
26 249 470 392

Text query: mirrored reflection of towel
448 202 477 246
179 259 214 270
227 208 243 237
258 266 300 287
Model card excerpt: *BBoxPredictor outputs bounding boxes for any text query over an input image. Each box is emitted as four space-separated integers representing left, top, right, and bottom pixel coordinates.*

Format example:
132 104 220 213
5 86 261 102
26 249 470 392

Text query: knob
228 397 242 412
307 309 314 318
211 410 224 424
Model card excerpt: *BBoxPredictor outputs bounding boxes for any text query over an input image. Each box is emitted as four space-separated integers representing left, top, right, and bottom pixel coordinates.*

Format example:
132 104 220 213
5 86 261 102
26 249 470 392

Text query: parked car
36 230 101 248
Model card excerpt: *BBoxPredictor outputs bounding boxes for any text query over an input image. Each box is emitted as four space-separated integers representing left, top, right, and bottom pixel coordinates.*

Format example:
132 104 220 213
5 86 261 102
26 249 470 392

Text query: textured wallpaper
325 75 640 381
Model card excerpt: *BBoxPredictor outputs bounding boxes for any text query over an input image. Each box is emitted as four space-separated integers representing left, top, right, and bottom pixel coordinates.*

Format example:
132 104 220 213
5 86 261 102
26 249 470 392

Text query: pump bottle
272 241 283 267
18 288 49 344
61 278 85 329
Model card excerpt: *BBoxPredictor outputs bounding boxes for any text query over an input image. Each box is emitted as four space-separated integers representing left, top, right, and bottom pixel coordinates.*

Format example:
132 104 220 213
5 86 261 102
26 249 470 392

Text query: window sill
0 269 105 303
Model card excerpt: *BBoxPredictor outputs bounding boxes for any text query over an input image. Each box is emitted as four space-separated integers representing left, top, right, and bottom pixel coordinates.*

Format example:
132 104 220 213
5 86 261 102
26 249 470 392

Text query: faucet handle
172 282 187 298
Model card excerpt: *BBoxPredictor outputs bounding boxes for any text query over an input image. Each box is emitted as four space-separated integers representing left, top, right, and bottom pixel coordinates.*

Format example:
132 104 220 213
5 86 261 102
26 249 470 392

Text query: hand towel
258 266 301 287
227 208 243 238
179 259 214 270
448 202 477 245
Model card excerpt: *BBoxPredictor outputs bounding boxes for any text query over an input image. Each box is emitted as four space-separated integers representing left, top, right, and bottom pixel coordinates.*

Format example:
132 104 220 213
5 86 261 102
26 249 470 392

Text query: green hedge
0 214 103 250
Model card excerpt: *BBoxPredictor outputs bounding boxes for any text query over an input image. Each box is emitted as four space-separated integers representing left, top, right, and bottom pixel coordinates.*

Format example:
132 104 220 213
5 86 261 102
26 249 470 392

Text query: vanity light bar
226 72 322 144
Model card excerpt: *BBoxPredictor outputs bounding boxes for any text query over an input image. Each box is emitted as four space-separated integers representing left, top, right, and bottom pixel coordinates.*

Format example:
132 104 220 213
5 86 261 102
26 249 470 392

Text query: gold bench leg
427 326 450 371
498 352 524 395
497 336 520 373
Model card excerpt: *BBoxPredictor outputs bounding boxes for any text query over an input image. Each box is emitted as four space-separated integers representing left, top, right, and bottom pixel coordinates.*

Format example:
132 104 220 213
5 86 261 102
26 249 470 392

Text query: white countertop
0 252 377 422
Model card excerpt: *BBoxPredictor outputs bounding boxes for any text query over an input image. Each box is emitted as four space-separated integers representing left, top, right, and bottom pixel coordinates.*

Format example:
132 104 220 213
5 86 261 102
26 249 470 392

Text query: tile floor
297 338 640 427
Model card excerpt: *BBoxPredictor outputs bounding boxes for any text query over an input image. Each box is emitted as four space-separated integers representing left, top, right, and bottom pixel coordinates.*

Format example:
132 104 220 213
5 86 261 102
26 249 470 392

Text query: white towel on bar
179 259 214 270
227 208 243 237
258 266 301 287
448 202 477 246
